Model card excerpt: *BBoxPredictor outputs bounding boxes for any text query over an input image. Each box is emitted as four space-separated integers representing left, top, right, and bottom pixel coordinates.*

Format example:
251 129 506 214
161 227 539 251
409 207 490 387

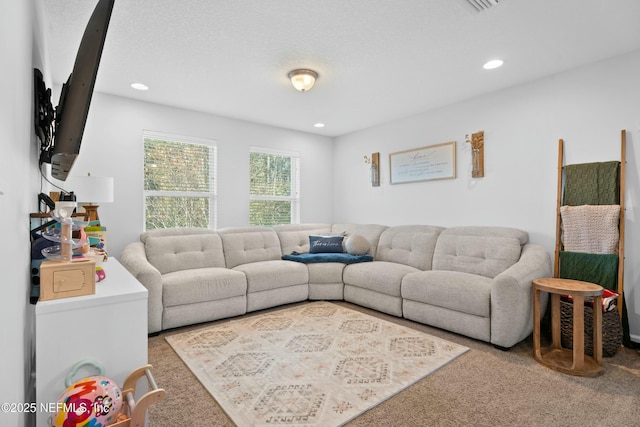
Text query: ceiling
41 0 640 137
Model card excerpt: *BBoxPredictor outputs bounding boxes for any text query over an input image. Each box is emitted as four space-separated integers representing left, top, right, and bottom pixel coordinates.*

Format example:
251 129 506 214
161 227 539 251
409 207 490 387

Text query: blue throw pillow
309 235 344 253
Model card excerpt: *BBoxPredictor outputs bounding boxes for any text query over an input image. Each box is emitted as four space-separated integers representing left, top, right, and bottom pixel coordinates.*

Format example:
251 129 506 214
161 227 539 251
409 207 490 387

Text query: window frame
249 146 300 226
143 130 218 230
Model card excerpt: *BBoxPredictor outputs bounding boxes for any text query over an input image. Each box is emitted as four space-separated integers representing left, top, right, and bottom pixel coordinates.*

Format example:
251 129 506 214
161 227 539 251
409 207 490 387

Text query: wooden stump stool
533 278 603 377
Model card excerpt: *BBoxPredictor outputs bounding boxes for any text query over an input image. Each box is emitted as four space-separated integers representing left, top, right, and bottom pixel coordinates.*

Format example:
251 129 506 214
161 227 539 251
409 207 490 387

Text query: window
143 131 217 230
249 147 300 226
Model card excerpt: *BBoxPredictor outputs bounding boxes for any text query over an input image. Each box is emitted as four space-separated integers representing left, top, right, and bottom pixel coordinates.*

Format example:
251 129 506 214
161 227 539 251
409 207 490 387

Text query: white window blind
249 147 300 226
143 131 217 230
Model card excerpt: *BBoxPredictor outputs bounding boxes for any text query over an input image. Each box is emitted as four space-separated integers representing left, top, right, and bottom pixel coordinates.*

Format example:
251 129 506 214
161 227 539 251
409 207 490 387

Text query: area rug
165 301 469 427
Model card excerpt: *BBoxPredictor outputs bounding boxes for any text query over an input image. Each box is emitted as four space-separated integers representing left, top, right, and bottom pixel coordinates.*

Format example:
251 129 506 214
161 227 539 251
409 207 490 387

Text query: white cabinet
35 258 148 427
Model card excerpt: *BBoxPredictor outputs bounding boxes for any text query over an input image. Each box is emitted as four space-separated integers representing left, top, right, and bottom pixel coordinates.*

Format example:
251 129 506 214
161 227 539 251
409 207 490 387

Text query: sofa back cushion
376 225 445 270
218 227 283 268
273 223 332 255
145 234 226 274
330 224 388 257
433 226 528 278
140 227 217 244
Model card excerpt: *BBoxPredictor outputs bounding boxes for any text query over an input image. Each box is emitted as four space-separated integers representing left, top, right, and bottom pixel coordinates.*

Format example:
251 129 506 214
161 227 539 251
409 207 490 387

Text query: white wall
0 1 45 426
333 50 640 342
58 93 335 258
8 13 636 421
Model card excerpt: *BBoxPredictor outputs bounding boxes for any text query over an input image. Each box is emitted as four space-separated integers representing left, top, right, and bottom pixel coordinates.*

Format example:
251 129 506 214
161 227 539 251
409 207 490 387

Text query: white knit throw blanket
560 204 620 254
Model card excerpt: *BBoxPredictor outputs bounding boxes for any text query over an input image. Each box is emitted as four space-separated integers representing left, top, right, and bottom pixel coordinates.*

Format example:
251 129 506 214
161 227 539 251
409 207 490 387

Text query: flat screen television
43 0 115 181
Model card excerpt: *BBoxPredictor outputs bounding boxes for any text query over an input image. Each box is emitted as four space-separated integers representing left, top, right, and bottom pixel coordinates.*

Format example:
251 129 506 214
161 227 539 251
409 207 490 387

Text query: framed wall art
389 141 456 184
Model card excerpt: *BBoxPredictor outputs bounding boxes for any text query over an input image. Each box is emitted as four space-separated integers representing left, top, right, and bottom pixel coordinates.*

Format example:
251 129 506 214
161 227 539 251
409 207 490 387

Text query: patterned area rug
166 302 469 427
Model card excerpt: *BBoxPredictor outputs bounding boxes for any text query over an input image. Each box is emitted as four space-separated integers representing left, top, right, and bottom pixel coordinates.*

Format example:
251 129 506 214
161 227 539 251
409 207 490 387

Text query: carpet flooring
164 302 468 427
148 301 640 427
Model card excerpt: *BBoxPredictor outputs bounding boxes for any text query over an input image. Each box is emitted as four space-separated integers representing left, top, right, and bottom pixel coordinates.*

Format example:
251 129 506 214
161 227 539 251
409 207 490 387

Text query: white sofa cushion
140 227 217 244
145 234 226 275
402 270 492 318
344 261 419 297
308 263 345 284
331 224 388 257
233 260 309 293
162 268 247 307
219 227 283 268
376 225 445 270
433 226 527 279
273 223 332 255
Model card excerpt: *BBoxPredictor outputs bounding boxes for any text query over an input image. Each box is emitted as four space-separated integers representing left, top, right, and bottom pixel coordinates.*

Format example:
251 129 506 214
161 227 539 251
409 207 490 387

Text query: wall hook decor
363 152 380 187
465 130 485 178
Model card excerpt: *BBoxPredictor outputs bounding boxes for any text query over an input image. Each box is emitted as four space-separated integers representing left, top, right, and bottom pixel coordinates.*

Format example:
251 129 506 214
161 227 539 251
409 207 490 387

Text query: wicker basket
560 300 622 357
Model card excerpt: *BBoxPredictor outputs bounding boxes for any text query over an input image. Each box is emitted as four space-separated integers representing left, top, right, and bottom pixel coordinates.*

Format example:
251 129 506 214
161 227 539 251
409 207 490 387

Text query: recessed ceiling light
131 82 149 91
483 59 504 70
314 123 325 128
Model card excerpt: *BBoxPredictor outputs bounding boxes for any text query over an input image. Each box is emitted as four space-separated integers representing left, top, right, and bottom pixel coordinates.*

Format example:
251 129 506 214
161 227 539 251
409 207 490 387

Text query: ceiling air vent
463 0 501 12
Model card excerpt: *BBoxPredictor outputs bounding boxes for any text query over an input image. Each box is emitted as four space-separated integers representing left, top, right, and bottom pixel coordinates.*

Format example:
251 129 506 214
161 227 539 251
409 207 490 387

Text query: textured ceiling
41 0 640 137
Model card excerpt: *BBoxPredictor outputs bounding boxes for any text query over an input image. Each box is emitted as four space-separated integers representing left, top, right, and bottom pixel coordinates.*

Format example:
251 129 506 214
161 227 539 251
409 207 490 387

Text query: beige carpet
165 301 468 427
150 301 640 427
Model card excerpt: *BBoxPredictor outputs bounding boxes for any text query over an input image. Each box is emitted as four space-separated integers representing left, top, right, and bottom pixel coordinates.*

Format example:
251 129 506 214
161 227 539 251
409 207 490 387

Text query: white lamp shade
54 175 114 203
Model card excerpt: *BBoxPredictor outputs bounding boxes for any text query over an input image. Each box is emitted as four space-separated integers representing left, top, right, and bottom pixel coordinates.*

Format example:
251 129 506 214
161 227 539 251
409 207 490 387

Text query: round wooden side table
533 278 604 377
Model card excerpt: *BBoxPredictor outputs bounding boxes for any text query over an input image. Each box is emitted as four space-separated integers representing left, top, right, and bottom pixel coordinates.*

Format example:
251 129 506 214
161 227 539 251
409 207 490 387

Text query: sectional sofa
120 223 551 349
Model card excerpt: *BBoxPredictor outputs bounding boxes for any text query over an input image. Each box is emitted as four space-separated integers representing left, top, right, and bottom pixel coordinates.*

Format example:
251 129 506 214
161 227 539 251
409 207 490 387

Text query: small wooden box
40 259 96 301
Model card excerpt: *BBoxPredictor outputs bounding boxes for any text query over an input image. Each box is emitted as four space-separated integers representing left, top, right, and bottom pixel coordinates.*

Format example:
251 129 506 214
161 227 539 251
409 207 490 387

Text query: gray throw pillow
345 234 370 255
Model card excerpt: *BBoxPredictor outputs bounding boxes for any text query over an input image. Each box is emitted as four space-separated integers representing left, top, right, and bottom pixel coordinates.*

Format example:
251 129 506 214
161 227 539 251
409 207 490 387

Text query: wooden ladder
553 129 626 318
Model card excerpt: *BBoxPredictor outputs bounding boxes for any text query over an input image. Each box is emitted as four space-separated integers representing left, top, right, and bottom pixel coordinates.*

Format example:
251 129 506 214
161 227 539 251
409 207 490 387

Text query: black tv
46 0 115 181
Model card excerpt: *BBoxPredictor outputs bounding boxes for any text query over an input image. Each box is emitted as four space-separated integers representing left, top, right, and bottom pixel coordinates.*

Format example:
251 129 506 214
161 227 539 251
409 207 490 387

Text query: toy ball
52 360 123 427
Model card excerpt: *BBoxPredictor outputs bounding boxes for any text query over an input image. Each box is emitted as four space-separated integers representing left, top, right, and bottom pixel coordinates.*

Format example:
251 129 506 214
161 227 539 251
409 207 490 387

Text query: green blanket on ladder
558 251 618 292
563 161 620 206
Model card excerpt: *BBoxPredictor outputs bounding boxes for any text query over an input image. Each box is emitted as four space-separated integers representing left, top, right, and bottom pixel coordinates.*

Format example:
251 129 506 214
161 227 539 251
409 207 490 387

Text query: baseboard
628 333 640 349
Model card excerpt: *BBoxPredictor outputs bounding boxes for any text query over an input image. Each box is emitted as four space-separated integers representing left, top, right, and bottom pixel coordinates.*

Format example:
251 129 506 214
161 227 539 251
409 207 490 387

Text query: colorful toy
52 360 123 427
96 266 106 282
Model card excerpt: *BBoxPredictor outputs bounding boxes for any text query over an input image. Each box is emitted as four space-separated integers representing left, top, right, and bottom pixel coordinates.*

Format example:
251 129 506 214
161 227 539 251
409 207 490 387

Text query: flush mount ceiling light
288 69 318 92
483 59 504 70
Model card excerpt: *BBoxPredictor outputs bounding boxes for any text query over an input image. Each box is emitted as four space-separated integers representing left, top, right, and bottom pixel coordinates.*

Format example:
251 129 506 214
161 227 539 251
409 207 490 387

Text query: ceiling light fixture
130 82 149 91
314 123 325 128
288 69 318 92
483 59 504 70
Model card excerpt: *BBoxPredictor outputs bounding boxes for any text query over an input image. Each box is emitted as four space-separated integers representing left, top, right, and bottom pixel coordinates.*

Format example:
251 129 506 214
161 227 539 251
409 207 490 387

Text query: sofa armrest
120 241 163 334
490 243 551 348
